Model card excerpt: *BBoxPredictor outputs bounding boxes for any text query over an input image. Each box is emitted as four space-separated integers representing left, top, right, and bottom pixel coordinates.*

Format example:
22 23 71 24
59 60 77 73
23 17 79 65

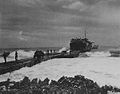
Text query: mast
84 26 88 39
84 29 87 39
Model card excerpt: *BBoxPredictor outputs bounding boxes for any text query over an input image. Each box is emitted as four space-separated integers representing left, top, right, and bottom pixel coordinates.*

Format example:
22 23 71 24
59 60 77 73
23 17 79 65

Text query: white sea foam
0 50 35 63
10 50 35 59
0 50 120 88
58 47 68 53
86 51 111 57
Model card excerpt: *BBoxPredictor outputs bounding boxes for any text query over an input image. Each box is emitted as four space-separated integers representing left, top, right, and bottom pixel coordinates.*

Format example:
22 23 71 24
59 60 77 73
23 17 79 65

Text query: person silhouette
3 51 7 63
2 51 10 63
15 51 18 61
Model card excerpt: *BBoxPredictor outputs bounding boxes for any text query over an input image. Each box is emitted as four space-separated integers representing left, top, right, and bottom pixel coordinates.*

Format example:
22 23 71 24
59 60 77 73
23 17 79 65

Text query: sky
0 0 120 48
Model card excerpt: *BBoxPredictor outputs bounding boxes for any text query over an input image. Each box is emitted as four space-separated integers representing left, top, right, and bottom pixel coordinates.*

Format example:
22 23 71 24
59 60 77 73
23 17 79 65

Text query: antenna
84 25 88 38
85 29 86 38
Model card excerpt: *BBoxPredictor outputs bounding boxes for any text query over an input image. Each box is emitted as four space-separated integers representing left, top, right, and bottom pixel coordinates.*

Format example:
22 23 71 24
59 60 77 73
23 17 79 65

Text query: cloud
14 0 36 6
107 0 120 7
17 31 48 41
79 0 100 5
17 31 28 41
62 1 87 11
57 0 74 2
87 0 120 26
1 0 120 48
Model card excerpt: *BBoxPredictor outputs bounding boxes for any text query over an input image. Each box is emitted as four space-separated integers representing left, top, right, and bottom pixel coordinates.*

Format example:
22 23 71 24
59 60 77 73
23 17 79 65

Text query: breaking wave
85 51 111 57
0 49 114 63
9 50 35 59
0 50 35 63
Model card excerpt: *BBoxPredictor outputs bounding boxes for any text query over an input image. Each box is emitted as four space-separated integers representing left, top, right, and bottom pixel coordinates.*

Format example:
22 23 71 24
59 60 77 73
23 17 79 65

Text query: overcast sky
0 0 120 48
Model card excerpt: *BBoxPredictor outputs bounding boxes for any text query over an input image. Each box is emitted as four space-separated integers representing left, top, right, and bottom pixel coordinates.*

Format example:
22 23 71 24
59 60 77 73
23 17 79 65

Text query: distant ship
70 30 98 53
109 49 120 57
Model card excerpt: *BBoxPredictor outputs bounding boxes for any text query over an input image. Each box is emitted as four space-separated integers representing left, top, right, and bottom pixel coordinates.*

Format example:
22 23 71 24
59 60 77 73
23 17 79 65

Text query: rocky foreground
0 75 120 94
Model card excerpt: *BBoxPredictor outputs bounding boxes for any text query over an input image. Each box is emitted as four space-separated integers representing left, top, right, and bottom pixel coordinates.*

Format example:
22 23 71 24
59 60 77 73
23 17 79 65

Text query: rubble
0 75 119 94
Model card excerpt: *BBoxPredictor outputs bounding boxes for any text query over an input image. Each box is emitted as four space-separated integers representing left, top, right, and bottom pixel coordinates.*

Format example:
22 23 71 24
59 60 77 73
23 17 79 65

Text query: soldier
3 51 7 63
3 51 10 63
53 50 56 53
5 78 10 90
46 50 49 56
33 50 38 59
39 50 44 59
15 51 18 61
50 50 52 54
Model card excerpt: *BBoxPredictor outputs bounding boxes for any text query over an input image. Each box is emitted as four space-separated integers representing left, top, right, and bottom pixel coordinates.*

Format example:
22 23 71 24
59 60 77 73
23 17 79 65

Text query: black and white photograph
0 0 120 94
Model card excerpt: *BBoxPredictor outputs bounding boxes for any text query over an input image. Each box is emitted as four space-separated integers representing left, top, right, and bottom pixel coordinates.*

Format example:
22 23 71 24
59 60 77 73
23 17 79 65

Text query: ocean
0 46 120 88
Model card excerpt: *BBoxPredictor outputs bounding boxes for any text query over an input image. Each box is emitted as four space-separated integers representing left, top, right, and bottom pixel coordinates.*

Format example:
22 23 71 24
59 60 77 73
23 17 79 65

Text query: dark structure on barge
70 30 98 53
70 38 93 52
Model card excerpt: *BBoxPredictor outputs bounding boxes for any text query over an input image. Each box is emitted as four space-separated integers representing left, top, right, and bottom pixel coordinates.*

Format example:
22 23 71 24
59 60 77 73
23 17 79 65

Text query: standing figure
2 51 10 63
33 50 38 59
3 51 7 63
46 50 49 55
53 50 56 53
15 51 18 61
50 50 52 54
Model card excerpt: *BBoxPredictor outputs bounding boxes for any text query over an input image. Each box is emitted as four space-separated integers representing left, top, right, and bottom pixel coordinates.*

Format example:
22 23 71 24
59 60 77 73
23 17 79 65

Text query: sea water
0 46 120 88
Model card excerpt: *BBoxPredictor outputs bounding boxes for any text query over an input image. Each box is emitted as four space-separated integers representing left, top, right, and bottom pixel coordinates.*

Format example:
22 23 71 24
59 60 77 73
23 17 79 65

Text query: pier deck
0 53 61 75
0 52 79 75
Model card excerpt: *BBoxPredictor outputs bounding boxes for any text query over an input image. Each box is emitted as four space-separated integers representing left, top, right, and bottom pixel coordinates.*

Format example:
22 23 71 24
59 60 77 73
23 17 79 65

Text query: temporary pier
0 53 61 75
